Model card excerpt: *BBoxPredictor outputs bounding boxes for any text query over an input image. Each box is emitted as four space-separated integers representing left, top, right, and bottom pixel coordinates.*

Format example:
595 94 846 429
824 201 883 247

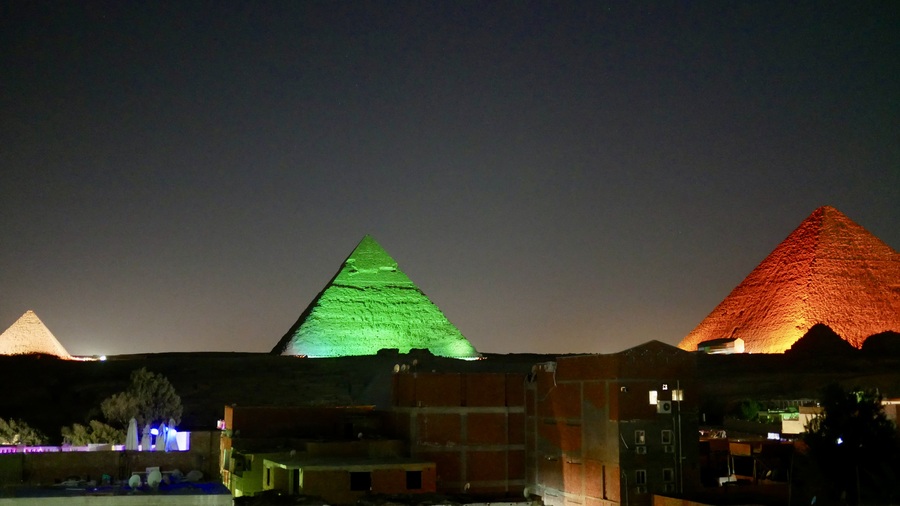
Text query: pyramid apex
337 235 407 286
798 205 846 225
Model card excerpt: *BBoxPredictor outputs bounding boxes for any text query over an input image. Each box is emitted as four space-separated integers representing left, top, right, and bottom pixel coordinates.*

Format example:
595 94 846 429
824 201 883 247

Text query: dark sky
2 1 898 356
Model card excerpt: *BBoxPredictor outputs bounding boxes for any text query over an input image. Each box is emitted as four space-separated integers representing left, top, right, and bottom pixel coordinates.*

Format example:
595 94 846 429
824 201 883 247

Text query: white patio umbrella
158 422 167 452
125 418 139 450
165 418 179 451
140 425 151 451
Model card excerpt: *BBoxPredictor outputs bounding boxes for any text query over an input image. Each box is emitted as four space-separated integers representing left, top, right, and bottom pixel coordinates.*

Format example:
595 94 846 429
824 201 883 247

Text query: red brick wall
466 374 506 406
303 469 355 504
389 372 527 496
506 374 525 407
466 413 507 445
508 412 525 444
417 450 461 483
226 405 375 438
539 383 581 419
416 413 461 445
414 374 462 407
466 450 506 481
508 449 525 480
393 372 525 408
537 421 582 453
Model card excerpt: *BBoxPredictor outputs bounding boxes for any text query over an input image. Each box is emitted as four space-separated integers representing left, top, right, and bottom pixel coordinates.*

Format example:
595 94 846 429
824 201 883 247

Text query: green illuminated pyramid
272 235 480 359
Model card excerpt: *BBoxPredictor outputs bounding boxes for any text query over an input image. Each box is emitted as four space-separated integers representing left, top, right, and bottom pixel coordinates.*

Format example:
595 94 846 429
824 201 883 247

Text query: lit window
662 384 668 391
635 430 646 445
663 468 674 482
672 389 684 401
649 390 658 405
635 469 647 485
661 430 673 445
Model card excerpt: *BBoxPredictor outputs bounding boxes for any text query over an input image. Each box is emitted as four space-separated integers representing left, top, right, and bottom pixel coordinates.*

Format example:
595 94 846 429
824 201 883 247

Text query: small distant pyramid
272 235 480 359
0 310 72 359
678 206 900 354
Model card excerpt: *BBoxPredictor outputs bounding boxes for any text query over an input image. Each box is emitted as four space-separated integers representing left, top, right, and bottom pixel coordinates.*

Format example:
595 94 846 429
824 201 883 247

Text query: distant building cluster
220 340 697 506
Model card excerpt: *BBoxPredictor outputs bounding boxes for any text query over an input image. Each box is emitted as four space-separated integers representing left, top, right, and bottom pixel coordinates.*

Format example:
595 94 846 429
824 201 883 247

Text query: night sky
2 1 898 356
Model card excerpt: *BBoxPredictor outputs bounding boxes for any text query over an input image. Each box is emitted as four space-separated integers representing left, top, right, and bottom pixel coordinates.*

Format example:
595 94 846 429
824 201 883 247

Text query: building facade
220 405 434 501
525 341 699 506
388 371 527 495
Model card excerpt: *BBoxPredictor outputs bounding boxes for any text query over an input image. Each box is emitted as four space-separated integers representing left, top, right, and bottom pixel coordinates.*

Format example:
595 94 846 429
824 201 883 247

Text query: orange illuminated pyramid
678 206 900 354
0 310 72 359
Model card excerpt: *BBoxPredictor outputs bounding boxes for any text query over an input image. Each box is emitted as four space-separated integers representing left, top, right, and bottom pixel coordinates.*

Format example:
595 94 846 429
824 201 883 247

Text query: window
635 469 647 485
233 455 246 476
662 383 668 391
602 465 607 500
635 430 646 445
350 471 371 491
648 390 658 405
661 429 673 445
672 389 684 401
406 471 422 490
663 468 675 483
266 468 271 486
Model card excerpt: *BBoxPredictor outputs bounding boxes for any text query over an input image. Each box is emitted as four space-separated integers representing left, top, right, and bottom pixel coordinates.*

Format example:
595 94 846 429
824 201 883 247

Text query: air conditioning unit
635 486 648 494
635 446 647 455
657 400 673 414
664 483 676 493
664 445 675 453
542 362 557 373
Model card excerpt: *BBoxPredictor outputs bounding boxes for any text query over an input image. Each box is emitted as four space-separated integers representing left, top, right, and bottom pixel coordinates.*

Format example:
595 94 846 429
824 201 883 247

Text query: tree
802 384 900 504
737 399 763 421
100 368 183 430
61 420 125 446
0 417 47 445
100 391 138 427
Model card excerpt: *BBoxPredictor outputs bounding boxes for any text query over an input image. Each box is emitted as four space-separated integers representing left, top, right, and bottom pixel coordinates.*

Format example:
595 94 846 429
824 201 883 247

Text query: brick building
220 405 435 502
525 341 699 506
388 371 527 495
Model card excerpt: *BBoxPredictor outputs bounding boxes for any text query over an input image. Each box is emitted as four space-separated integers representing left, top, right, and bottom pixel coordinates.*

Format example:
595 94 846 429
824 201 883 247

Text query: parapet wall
0 431 219 488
